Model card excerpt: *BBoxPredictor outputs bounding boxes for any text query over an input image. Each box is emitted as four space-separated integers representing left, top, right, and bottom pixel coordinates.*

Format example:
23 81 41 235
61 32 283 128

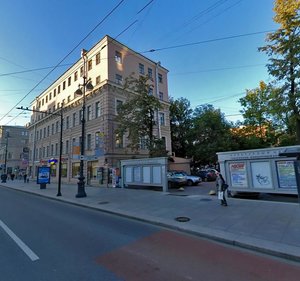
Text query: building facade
27 35 171 185
0 125 29 176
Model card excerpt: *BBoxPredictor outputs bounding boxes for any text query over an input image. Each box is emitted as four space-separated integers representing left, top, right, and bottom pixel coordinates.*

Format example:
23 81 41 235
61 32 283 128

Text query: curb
1 184 300 263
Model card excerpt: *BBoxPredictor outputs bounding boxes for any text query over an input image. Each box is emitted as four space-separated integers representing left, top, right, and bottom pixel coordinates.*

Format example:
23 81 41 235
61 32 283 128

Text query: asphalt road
1 187 300 281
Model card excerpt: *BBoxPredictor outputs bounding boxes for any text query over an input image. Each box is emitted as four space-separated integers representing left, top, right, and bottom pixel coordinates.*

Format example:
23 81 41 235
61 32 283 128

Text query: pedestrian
23 173 27 183
11 173 15 181
216 171 228 206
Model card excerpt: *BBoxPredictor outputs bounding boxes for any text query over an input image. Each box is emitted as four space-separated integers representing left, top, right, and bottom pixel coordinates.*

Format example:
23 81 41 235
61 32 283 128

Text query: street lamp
75 49 94 198
4 131 9 175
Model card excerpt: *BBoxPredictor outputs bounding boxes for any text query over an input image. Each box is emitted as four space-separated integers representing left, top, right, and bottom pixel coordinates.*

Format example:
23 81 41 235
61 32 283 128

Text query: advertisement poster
276 160 297 189
251 161 273 189
229 162 247 188
37 166 50 184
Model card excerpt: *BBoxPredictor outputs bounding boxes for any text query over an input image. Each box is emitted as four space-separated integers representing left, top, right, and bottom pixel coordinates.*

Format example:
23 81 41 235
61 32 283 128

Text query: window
65 140 69 154
115 133 123 148
67 95 71 103
116 100 123 114
72 112 76 127
66 116 70 129
51 124 54 135
87 106 92 121
80 66 84 77
88 59 92 71
68 77 71 86
63 81 66 90
115 74 123 85
140 136 148 150
47 126 50 137
95 102 101 118
96 52 100 64
148 88 153 96
87 134 92 150
159 92 164 100
54 88 56 97
46 96 48 103
42 99 44 106
159 112 165 126
51 144 54 156
115 51 122 63
43 127 46 138
79 109 82 123
158 73 163 83
49 92 52 100
96 75 101 85
139 63 145 74
74 71 78 81
148 68 153 78
58 85 61 94
46 146 49 157
56 121 59 133
55 143 58 155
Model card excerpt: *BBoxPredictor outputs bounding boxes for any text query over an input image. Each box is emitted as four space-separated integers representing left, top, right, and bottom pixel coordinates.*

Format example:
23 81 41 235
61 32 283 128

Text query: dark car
167 171 187 188
196 169 217 182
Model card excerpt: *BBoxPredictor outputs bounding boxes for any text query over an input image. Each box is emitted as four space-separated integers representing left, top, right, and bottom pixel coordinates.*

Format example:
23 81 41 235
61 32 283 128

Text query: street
1 186 300 281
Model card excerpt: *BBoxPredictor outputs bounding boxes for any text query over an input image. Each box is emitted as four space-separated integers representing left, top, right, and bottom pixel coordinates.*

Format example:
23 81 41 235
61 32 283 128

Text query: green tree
190 104 234 165
238 81 276 145
259 0 300 143
115 75 166 156
169 97 193 157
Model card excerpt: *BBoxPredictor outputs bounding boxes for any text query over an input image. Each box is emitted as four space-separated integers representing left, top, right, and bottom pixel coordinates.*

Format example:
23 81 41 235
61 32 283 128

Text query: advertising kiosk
217 145 300 196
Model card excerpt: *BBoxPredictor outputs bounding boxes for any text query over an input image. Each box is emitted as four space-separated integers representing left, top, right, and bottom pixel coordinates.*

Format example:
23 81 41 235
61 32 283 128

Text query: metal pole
57 107 63 196
4 132 9 174
76 53 87 198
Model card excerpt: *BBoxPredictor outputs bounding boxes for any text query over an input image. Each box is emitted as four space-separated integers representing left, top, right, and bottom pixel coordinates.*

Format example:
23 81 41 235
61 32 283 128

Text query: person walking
216 171 228 206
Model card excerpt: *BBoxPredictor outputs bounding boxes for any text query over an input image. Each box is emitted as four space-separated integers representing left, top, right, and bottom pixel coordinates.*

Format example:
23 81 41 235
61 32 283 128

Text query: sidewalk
1 179 300 262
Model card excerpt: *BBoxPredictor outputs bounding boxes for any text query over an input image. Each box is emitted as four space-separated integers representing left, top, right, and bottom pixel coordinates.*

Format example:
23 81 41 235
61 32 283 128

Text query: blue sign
37 166 50 184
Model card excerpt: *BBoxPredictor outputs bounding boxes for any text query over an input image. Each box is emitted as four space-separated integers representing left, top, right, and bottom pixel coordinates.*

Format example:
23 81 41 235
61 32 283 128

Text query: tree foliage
115 75 166 156
169 97 193 157
259 0 300 143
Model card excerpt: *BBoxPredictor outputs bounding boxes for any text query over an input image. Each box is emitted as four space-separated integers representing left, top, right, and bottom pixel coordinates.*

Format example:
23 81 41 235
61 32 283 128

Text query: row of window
37 51 102 109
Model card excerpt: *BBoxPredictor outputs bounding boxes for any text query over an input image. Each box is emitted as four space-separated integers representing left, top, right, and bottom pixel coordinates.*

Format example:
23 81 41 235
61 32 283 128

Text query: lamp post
17 106 63 196
4 131 9 174
75 49 93 198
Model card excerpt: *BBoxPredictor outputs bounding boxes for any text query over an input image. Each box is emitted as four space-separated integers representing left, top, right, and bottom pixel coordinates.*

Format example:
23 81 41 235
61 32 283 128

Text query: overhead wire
1 0 125 125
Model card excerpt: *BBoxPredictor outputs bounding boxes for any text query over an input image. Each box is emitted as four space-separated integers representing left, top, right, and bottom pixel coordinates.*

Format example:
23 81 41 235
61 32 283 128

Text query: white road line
0 220 39 261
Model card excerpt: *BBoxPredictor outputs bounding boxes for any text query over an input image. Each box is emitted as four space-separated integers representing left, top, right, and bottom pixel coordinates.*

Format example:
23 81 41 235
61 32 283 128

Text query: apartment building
0 125 29 176
27 35 171 185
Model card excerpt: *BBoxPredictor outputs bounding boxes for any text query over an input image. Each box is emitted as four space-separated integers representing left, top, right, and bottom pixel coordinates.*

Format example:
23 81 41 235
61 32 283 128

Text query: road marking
0 219 39 261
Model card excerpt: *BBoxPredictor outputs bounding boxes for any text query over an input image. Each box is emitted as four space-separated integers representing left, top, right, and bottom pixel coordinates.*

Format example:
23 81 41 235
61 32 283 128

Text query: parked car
167 171 187 188
196 169 218 182
171 171 202 186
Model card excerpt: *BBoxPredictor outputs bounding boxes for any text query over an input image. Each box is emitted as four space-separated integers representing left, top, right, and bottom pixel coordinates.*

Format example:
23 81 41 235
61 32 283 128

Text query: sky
0 0 278 126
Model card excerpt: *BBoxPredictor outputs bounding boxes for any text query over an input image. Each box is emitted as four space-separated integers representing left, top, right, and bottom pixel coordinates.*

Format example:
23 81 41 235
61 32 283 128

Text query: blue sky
0 0 277 126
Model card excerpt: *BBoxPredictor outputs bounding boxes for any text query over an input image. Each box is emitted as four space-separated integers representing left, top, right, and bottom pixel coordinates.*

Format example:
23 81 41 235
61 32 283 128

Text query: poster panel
143 166 151 183
125 167 132 183
229 162 247 188
250 161 273 189
152 166 162 184
276 160 297 189
37 166 50 184
133 166 141 182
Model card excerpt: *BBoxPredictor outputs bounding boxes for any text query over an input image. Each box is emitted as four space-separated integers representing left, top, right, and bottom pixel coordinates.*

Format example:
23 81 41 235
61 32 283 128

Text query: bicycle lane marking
0 219 39 261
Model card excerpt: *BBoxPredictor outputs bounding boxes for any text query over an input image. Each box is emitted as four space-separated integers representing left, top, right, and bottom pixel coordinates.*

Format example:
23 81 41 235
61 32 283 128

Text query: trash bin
1 174 7 183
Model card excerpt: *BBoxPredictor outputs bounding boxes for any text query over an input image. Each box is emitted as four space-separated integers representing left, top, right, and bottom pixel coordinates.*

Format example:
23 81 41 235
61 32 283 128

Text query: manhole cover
200 198 212 202
98 201 109 205
175 216 190 222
